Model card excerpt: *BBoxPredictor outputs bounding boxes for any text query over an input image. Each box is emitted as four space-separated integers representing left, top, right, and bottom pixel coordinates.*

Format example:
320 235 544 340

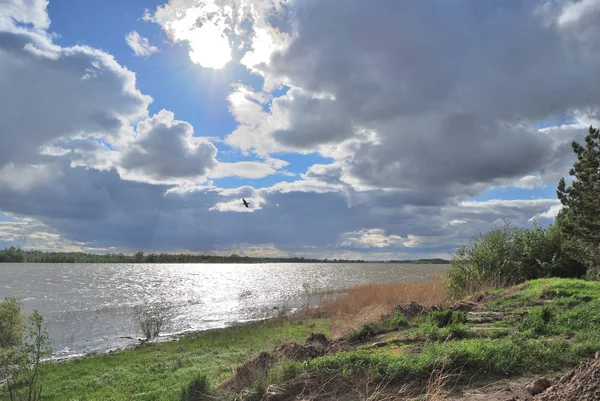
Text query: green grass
488 278 600 310
263 278 600 394
428 310 468 328
278 333 598 390
38 318 331 401
279 334 596 385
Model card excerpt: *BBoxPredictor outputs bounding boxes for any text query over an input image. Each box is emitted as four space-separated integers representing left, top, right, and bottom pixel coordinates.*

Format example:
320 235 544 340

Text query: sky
0 0 599 260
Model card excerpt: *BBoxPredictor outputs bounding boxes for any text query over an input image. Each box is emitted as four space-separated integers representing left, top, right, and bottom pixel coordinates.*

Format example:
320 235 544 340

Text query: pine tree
557 126 600 278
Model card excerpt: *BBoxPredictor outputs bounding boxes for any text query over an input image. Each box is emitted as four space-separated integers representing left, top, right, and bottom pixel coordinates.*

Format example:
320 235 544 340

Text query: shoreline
47 309 302 362
35 278 600 400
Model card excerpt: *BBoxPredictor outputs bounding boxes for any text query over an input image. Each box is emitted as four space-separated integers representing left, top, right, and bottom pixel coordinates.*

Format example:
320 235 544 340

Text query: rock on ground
526 378 552 395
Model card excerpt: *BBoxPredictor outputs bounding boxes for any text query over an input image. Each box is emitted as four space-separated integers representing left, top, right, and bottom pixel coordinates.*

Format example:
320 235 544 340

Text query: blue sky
0 0 597 259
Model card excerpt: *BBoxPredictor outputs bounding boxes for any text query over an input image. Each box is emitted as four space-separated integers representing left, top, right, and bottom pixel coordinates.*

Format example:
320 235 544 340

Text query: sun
162 4 232 70
187 23 232 70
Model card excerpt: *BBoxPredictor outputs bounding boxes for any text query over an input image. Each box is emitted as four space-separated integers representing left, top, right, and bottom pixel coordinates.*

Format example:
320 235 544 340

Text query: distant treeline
0 247 449 264
387 258 449 264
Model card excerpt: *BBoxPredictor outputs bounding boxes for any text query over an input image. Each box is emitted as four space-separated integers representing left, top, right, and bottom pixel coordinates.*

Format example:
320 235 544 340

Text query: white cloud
341 229 407 249
209 197 263 212
149 0 232 69
125 31 159 57
511 175 545 189
459 198 561 211
558 0 600 27
147 0 289 71
208 162 276 179
0 0 594 259
0 0 50 30
0 26 151 169
529 204 564 222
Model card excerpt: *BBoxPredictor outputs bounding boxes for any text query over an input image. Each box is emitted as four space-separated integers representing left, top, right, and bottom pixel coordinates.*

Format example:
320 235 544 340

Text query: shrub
0 298 52 401
137 305 168 340
382 311 408 330
445 221 585 298
180 373 210 401
0 296 23 348
347 323 378 343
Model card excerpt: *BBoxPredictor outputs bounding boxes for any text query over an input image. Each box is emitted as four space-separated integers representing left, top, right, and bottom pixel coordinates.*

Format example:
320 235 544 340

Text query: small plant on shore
302 282 313 310
179 373 211 401
347 323 378 343
389 311 409 327
0 297 52 401
136 304 168 340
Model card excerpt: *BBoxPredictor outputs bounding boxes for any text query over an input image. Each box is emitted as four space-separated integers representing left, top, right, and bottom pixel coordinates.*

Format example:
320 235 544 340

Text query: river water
0 262 447 358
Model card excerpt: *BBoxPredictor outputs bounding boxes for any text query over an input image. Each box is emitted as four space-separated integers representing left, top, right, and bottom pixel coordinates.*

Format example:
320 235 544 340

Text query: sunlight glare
163 2 232 70
187 23 232 69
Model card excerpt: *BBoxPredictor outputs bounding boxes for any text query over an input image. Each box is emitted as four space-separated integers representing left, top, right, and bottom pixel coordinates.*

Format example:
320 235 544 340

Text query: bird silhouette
242 199 249 208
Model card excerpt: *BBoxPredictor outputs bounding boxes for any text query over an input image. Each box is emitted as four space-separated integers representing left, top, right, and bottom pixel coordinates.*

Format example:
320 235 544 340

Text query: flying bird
242 199 249 208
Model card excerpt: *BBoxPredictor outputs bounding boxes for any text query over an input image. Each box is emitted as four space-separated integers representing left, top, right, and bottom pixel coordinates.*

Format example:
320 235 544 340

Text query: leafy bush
384 311 408 329
0 298 52 401
445 221 585 298
180 373 210 401
0 296 23 348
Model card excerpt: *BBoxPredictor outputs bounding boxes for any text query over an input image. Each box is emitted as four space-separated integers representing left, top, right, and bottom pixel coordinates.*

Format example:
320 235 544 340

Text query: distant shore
0 247 450 264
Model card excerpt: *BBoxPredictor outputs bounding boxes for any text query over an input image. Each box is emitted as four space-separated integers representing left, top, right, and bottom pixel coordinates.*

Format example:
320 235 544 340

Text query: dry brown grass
308 281 448 337
424 361 450 401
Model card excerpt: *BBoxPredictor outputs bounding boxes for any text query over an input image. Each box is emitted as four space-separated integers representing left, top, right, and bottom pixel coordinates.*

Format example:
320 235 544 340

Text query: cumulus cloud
0 0 50 30
209 162 276 179
529 204 564 222
0 28 151 168
0 0 596 259
125 31 159 57
341 229 409 249
219 0 600 203
119 110 218 183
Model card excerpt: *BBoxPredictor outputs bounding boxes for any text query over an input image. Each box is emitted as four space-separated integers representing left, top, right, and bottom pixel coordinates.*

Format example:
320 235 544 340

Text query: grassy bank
257 278 600 399
40 318 331 400
8 278 600 400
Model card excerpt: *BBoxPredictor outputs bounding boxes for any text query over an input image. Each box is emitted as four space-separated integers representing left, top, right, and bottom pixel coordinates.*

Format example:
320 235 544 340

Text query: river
0 262 447 358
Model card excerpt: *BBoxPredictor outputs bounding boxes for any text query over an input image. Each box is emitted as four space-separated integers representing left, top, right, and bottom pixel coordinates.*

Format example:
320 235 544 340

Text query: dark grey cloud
226 0 600 199
0 0 589 258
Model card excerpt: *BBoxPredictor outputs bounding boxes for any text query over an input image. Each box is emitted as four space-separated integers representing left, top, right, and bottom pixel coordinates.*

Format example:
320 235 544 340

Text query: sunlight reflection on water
0 262 447 357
